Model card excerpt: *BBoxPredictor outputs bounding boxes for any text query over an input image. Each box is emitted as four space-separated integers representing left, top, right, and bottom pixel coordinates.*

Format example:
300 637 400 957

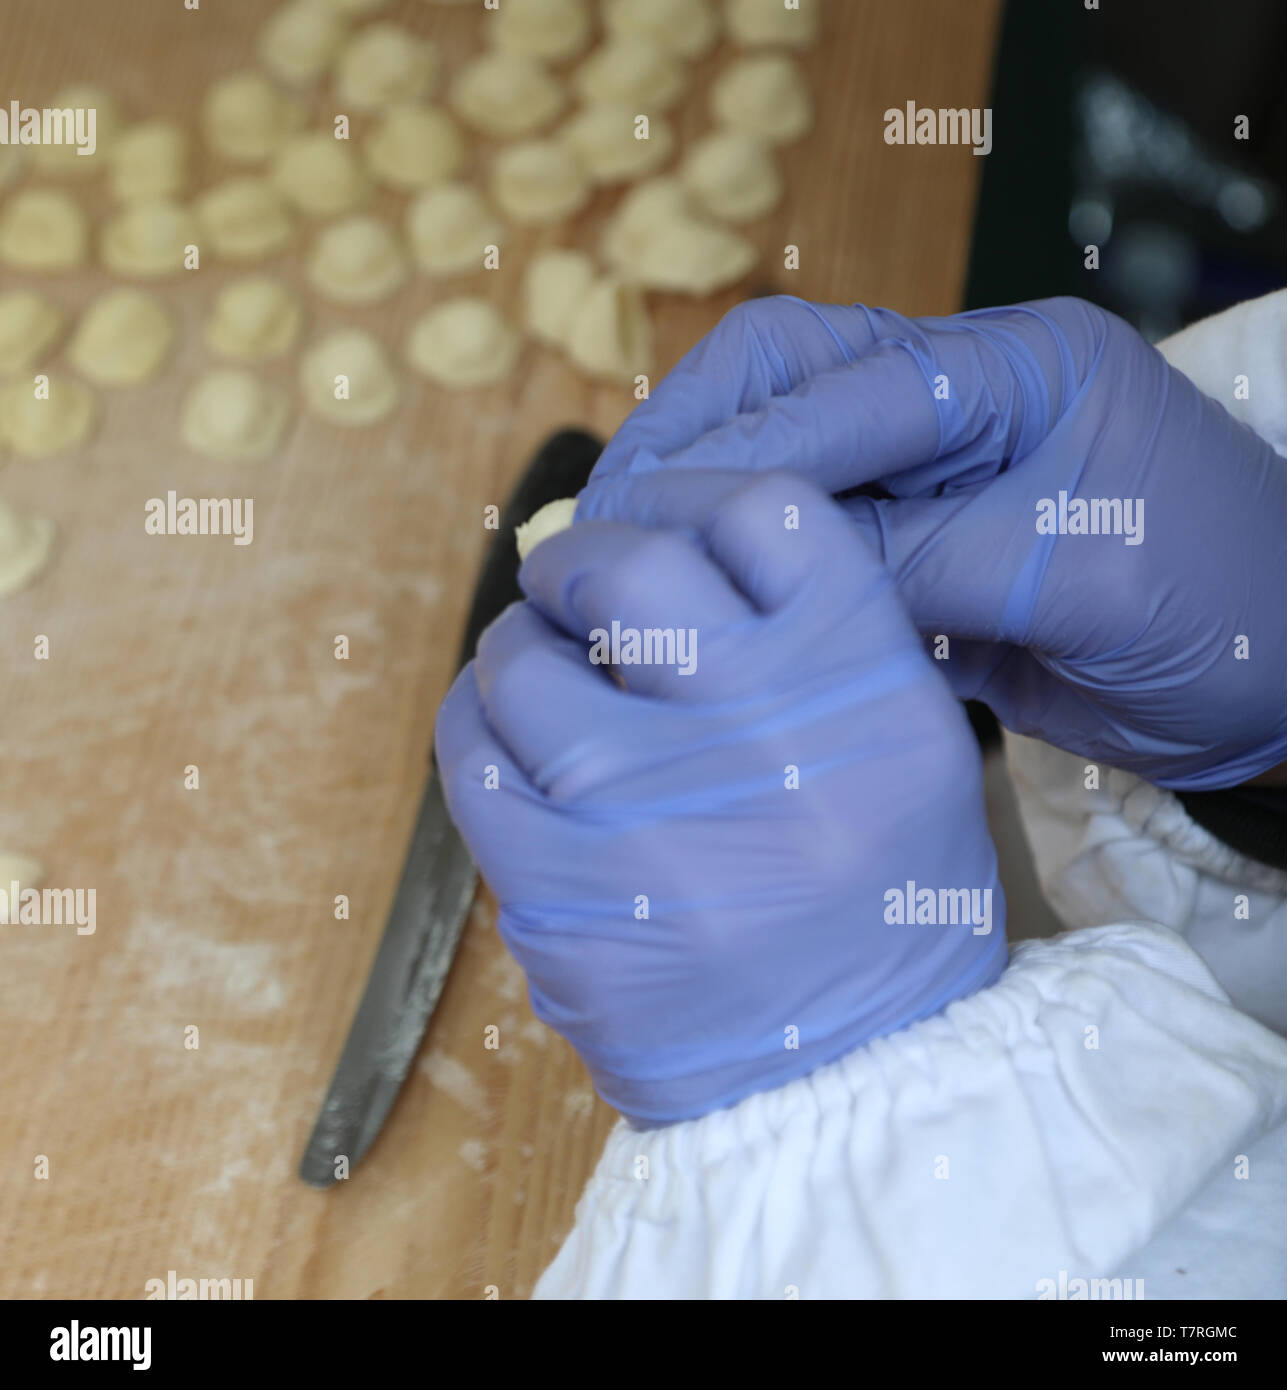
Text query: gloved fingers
593 305 1090 502
579 468 1017 635
597 345 942 491
434 662 539 890
852 300 1105 495
842 491 1051 645
575 471 893 617
577 466 754 532
680 473 943 712
578 469 858 612
577 464 1052 692
839 498 1070 716
518 519 756 699
573 472 940 695
590 297 890 478
449 602 741 811
693 471 897 615
472 600 642 796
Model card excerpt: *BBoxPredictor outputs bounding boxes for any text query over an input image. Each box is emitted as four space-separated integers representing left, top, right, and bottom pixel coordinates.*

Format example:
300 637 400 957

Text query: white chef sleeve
1004 732 1287 1036
535 920 1287 1298
1155 286 1287 457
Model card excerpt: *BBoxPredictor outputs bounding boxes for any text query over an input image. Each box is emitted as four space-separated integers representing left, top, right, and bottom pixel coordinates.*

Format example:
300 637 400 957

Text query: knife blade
298 429 604 1188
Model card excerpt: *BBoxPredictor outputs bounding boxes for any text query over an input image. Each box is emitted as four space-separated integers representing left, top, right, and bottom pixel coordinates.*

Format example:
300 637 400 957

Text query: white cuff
535 921 1287 1298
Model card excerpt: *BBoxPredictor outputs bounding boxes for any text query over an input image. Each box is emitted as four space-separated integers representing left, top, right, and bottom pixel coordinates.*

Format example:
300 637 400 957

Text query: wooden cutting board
0 0 999 1298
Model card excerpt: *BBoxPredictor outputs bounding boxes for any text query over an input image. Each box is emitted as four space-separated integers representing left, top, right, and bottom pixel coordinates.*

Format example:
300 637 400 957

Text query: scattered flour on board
490 1011 524 1066
392 572 445 607
313 666 380 710
196 1153 257 1197
127 916 286 1013
458 1138 489 1174
420 1048 491 1118
483 952 524 1003
327 610 385 646
468 898 495 931
564 1090 594 1120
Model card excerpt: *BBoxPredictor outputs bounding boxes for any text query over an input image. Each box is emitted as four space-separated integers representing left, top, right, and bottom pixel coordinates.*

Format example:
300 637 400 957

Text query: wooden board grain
0 0 999 1299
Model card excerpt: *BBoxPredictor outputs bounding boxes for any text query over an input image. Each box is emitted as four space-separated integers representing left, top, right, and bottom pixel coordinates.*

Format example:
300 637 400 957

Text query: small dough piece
180 368 291 460
202 71 306 163
559 103 674 184
0 374 96 458
449 52 565 138
299 328 399 424
566 277 652 383
306 215 407 303
490 0 591 63
206 276 304 361
258 0 347 86
406 183 505 277
605 173 694 227
0 500 55 596
573 38 684 112
710 54 813 145
602 177 758 295
57 83 124 137
0 292 64 375
726 0 819 48
0 190 88 272
604 0 719 58
196 178 294 261
101 200 198 277
0 852 45 894
515 497 577 560
363 104 464 190
490 140 588 224
271 131 370 216
28 84 121 178
406 299 521 388
680 130 782 223
67 289 173 386
523 249 595 347
109 120 189 203
335 23 437 110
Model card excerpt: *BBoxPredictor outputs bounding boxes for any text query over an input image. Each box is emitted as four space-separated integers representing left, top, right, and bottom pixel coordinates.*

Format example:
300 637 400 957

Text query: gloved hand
435 474 1006 1126
579 296 1287 791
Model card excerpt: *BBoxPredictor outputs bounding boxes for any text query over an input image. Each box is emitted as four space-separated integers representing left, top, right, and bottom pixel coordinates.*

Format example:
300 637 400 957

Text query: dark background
962 0 1287 756
966 0 1287 337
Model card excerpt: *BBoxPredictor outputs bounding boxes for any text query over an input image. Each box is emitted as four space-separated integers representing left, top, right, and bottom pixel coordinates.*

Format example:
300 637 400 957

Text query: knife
298 429 604 1188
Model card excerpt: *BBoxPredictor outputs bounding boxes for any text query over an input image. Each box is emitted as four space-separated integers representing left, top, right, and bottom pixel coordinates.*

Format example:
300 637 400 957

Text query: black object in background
966 0 1287 338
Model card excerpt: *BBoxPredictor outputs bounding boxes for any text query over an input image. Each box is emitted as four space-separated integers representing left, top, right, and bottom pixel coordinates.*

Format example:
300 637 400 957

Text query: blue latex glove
435 474 1006 1126
580 296 1287 791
